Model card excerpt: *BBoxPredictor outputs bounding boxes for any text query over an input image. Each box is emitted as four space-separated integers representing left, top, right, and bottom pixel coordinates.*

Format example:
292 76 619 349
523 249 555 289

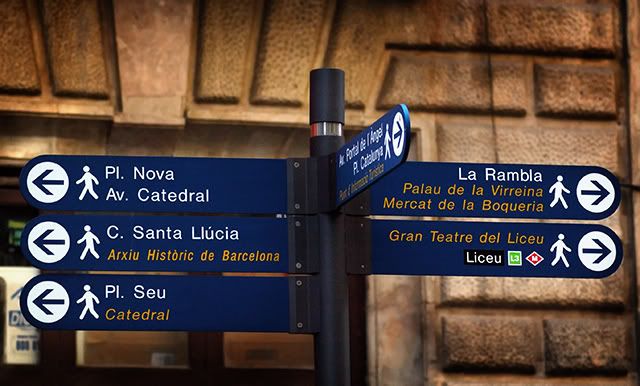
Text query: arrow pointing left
33 169 65 195
24 281 70 324
33 288 66 315
26 221 70 264
33 228 66 255
25 161 69 204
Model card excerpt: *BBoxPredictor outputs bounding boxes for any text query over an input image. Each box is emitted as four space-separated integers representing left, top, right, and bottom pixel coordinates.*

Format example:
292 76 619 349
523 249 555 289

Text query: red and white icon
526 252 544 266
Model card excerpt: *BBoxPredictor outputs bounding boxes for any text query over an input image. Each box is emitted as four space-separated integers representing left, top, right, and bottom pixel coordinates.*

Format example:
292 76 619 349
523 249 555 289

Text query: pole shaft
312 139 348 386
309 68 350 386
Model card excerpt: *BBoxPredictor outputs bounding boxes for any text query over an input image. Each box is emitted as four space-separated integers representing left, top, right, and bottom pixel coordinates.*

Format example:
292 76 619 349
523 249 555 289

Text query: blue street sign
21 274 295 331
22 215 289 273
357 162 620 220
364 220 622 278
335 104 410 207
20 155 287 214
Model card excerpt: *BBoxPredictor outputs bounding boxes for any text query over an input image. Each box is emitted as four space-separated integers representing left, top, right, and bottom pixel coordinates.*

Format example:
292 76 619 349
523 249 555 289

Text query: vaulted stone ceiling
0 0 621 127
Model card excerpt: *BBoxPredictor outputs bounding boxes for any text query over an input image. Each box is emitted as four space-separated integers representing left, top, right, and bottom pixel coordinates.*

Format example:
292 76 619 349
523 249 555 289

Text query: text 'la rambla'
457 167 543 182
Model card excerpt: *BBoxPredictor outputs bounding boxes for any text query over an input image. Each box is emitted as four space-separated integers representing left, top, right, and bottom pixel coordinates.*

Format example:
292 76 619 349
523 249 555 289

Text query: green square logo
508 251 522 266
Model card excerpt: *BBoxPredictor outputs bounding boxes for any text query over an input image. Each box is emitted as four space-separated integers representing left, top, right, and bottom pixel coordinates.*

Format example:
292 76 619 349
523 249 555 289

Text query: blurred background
0 0 637 385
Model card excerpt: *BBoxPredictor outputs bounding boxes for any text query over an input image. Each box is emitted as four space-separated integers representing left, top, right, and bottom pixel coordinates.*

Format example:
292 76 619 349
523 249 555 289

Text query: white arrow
26 281 70 324
26 162 69 203
392 112 405 157
27 221 70 264
577 231 616 272
576 173 615 214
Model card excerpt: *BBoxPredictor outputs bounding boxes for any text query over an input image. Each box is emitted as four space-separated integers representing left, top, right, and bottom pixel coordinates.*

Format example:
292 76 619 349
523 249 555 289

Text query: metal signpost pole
309 68 350 386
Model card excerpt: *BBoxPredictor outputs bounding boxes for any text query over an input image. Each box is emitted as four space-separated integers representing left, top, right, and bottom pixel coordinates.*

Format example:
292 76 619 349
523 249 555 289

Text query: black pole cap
310 68 345 125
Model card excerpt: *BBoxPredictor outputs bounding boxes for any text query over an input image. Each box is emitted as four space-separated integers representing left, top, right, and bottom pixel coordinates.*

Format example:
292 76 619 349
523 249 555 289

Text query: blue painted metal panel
21 215 288 273
367 162 620 220
370 220 622 278
336 105 410 207
21 274 290 331
20 155 287 214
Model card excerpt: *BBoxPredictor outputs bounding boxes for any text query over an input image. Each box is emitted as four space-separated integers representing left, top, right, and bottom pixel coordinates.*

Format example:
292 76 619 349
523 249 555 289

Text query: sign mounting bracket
288 215 320 274
345 216 372 275
288 275 319 334
287 158 318 214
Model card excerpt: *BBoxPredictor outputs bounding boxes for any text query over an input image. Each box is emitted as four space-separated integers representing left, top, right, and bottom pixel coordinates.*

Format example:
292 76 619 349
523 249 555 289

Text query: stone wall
0 0 636 385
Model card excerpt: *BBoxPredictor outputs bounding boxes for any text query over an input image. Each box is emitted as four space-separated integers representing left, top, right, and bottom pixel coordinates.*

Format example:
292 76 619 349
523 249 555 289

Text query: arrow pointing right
582 238 612 265
33 169 65 195
32 288 66 315
33 228 66 255
580 180 610 206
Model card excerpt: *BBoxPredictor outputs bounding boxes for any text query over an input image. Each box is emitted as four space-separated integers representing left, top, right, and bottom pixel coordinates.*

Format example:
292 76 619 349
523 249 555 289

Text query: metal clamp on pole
288 215 320 273
343 189 371 216
286 155 335 213
345 217 372 275
287 158 318 214
310 69 344 158
288 275 319 334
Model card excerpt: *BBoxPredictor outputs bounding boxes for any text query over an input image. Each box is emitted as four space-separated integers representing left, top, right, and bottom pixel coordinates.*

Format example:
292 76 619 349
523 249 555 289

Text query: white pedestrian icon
549 175 570 209
550 233 572 267
384 125 391 160
77 284 100 320
77 225 100 260
76 166 99 200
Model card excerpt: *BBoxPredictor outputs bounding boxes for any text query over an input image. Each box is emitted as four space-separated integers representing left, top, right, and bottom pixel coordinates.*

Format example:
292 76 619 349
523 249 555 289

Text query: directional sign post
348 219 622 278
21 274 316 332
350 162 620 219
17 67 625 386
21 215 299 273
335 104 410 207
21 156 288 214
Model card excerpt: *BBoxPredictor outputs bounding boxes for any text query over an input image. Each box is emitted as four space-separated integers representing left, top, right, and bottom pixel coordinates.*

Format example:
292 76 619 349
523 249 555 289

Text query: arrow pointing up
580 180 610 206
33 288 66 315
33 228 66 255
33 169 65 195
582 238 612 265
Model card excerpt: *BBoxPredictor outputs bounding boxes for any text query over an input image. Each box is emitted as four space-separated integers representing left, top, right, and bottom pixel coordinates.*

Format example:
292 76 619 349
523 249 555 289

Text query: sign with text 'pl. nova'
336 104 410 207
354 219 622 278
20 155 287 214
22 215 289 273
21 274 302 332
351 162 620 220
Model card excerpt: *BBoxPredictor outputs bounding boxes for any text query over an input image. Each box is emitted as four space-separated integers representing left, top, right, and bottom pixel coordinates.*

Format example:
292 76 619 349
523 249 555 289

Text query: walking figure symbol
77 284 100 320
550 233 572 267
549 175 570 209
78 225 100 260
76 166 99 200
384 125 391 160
